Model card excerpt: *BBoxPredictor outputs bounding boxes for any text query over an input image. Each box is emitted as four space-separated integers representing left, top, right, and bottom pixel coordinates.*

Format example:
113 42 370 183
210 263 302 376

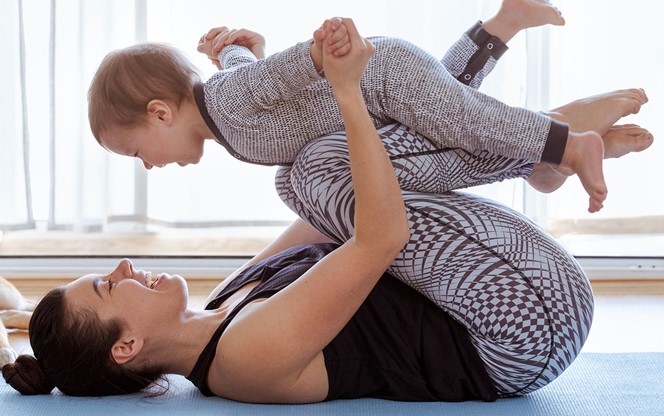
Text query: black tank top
186 243 497 402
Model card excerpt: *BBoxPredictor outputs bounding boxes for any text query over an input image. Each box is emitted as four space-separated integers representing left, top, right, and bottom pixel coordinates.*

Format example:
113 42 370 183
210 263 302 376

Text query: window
1 0 661 263
543 0 664 257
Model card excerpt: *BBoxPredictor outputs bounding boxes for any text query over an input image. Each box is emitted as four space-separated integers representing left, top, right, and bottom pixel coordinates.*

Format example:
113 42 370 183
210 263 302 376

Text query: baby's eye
108 279 116 292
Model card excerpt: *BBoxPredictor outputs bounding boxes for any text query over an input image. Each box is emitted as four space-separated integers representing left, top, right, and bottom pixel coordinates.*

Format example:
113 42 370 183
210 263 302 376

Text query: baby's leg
366 38 556 163
541 89 651 211
529 124 653 193
443 0 564 87
278 136 593 395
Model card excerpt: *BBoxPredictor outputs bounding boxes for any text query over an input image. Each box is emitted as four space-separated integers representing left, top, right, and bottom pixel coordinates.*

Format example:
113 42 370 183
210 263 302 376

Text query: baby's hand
197 26 266 69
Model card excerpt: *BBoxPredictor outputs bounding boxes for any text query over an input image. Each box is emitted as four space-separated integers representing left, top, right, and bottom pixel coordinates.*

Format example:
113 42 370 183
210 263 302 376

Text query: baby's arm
198 27 266 69
198 18 349 74
205 19 352 116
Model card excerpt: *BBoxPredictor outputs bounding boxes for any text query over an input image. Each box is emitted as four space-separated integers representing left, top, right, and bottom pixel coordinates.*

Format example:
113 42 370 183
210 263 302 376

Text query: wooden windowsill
0 230 279 257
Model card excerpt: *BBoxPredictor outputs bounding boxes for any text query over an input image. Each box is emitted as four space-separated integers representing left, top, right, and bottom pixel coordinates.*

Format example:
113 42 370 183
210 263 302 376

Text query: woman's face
64 259 189 334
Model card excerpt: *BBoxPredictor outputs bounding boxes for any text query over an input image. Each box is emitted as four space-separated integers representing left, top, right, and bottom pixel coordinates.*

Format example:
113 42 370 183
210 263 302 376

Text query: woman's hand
320 18 374 93
197 26 266 69
313 17 351 57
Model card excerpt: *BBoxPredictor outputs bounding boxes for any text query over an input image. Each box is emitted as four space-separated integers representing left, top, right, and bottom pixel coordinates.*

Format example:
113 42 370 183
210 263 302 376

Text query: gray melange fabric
202 23 567 166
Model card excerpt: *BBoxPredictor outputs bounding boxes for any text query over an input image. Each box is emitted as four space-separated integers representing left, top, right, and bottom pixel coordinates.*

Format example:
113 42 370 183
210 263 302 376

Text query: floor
582 295 664 352
7 291 664 356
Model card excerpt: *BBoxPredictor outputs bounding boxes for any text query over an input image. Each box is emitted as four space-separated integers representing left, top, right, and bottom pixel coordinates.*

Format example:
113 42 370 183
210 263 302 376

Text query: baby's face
101 122 204 169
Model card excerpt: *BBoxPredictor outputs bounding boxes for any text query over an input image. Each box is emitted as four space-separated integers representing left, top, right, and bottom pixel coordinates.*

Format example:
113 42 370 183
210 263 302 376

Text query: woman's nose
110 258 134 279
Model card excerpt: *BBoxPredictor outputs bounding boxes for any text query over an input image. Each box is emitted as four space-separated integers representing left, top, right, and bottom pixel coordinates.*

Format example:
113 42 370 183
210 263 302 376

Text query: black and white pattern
275 129 594 395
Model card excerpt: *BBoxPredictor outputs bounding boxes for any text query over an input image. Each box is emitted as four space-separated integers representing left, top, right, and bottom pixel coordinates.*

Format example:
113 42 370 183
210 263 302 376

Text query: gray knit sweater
195 22 567 166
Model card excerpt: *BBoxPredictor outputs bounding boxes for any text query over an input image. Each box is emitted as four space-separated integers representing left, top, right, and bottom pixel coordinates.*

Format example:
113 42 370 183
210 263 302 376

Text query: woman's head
88 43 206 169
2 259 188 396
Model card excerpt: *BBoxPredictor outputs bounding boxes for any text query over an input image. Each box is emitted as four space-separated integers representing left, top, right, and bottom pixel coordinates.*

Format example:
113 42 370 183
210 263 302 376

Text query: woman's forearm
334 86 409 251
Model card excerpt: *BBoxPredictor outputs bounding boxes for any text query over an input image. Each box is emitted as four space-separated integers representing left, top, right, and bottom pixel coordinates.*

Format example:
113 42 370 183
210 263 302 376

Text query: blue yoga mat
1 353 662 416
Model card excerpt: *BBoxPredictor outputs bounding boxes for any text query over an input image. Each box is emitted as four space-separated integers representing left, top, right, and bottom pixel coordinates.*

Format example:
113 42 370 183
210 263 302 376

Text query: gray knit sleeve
218 44 258 69
211 40 322 118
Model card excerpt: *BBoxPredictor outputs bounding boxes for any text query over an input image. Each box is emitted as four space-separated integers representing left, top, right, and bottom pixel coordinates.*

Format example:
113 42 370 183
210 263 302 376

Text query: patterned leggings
275 123 594 396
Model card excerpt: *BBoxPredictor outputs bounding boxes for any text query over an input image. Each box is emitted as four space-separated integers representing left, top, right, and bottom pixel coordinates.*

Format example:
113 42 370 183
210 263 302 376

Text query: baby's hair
88 43 201 144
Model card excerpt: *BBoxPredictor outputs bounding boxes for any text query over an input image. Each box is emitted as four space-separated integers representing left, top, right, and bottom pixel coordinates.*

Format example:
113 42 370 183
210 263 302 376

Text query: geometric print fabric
275 127 593 395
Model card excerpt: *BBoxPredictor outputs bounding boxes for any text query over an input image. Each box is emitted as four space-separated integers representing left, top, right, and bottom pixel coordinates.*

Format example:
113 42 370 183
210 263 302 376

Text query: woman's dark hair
2 288 166 396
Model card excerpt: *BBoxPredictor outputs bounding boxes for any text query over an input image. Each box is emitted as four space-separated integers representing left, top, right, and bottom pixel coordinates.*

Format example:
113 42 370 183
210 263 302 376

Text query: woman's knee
290 136 353 212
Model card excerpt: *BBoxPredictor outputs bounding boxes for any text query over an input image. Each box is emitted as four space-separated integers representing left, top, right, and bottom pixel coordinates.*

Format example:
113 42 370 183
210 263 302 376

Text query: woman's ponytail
3 354 55 395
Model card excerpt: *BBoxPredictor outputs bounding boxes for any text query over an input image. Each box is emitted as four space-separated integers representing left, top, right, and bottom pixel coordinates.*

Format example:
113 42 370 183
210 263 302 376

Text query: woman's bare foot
483 0 565 43
547 89 648 136
528 125 652 208
603 124 654 158
527 163 567 194
529 125 653 193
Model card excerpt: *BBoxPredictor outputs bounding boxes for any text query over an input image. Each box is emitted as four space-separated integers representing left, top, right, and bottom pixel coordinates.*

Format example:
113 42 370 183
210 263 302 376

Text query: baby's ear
146 99 173 125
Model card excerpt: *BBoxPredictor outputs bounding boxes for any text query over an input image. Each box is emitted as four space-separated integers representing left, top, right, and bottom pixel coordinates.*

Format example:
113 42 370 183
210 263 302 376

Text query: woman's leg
276 124 533 246
276 132 594 395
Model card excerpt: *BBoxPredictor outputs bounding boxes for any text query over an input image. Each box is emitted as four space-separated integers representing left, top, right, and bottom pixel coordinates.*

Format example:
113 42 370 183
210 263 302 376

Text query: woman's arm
214 18 409 401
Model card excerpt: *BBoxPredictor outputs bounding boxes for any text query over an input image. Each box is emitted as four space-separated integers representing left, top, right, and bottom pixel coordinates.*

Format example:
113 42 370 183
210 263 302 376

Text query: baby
87 1 649 212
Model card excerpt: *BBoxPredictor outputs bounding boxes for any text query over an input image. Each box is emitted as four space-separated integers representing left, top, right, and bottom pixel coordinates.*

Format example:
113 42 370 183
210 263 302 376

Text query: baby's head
88 43 204 168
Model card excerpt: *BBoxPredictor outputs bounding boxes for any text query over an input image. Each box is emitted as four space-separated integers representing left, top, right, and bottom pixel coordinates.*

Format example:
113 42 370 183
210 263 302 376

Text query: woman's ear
111 336 144 365
146 99 173 125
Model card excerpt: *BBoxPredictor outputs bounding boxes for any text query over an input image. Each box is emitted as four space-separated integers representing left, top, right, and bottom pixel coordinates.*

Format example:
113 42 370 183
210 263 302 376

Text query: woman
1 20 649 401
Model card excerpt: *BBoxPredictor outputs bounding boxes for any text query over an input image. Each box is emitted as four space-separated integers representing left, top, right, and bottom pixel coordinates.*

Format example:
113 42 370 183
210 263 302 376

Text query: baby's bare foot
498 0 565 30
484 0 564 43
603 124 654 158
547 89 648 136
529 124 654 196
559 131 606 213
